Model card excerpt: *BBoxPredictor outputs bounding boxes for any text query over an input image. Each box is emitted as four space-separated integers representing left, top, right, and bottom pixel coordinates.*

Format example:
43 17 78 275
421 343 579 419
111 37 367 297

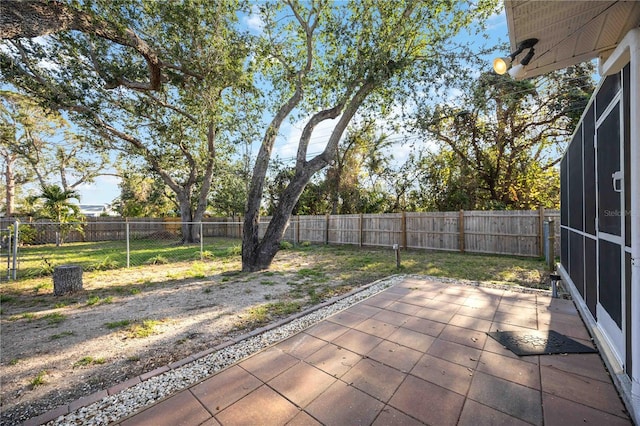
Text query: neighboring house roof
504 0 640 78
79 204 115 217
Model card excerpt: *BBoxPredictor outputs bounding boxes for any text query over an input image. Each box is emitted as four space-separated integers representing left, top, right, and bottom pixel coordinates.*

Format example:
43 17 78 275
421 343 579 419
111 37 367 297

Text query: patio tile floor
114 278 633 425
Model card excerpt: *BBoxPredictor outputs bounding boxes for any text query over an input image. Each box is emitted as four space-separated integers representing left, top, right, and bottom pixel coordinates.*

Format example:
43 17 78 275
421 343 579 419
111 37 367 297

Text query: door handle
612 171 623 193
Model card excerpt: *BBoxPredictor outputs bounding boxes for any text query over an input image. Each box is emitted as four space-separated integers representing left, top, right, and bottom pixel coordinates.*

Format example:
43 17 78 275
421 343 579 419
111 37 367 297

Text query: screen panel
599 239 622 327
569 231 584 298
560 156 568 227
597 103 621 236
561 227 569 271
568 130 583 231
596 73 621 119
583 105 596 236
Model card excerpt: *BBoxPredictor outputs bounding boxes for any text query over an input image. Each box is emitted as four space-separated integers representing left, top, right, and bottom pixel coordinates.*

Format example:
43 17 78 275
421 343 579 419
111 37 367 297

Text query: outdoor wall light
493 38 538 78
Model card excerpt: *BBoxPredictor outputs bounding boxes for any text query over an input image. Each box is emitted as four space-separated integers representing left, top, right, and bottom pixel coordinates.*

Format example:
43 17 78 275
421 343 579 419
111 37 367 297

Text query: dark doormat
487 330 598 356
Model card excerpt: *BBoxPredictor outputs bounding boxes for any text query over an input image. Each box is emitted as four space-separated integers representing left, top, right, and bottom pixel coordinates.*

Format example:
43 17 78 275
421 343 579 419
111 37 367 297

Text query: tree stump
53 265 83 296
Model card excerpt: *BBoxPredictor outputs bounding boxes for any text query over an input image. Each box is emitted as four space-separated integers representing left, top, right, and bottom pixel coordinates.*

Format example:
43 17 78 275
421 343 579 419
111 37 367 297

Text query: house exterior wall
558 28 639 424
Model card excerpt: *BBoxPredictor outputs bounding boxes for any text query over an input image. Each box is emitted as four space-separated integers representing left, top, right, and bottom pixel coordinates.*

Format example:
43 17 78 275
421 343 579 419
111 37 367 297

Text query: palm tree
36 185 84 246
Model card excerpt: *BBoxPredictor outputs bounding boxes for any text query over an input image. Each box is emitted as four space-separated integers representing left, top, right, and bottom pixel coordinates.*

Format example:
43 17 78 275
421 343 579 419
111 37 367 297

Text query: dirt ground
0 250 364 425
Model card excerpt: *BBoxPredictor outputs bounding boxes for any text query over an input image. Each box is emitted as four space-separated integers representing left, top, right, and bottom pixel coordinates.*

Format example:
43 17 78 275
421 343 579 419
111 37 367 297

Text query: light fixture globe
492 38 538 78
493 57 511 74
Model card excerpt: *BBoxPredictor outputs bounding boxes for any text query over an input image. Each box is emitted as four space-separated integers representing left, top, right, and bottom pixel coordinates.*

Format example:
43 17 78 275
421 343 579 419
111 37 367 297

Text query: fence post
359 214 364 247
325 214 330 245
12 219 19 280
200 222 204 260
126 221 130 268
538 206 545 257
401 211 407 250
458 210 465 253
296 215 300 245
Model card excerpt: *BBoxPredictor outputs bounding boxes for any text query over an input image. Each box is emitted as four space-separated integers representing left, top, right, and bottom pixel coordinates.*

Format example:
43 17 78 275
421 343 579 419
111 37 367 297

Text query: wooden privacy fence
261 209 560 258
3 209 560 258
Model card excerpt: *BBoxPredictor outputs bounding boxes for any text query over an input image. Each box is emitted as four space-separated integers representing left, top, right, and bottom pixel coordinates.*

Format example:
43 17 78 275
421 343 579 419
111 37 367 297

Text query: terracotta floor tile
497 299 538 312
477 350 540 390
214 385 299 426
458 399 532 426
386 327 436 352
398 290 434 306
326 310 368 328
385 286 414 296
363 293 398 309
304 320 350 342
197 417 221 426
268 362 336 407
539 353 610 383
439 324 487 350
493 311 537 329
467 372 542 425
238 347 299 382
372 309 411 326
431 293 466 305
427 338 482 369
305 380 385 426
278 332 327 359
542 393 633 426
342 358 407 402
455 306 496 327
544 298 579 315
540 365 628 417
332 328 384 355
286 411 322 425
539 318 592 341
120 390 211 426
346 303 383 318
424 298 463 313
410 353 474 395
401 315 445 337
372 406 425 426
385 301 423 316
190 365 262 413
305 343 362 378
354 317 399 339
388 375 465 425
463 296 501 309
366 340 423 372
449 312 494 331
413 306 456 324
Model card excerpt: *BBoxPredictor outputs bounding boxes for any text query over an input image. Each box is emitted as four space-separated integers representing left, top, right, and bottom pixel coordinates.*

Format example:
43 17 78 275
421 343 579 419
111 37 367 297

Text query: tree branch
1 0 162 91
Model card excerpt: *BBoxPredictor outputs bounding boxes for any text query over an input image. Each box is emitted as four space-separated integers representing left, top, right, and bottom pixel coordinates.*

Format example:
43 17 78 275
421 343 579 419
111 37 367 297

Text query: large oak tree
1 0 252 242
241 0 498 270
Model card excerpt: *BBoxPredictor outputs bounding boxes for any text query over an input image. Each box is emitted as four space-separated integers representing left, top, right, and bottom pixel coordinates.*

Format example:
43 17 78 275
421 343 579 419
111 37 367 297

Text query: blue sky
76 5 509 206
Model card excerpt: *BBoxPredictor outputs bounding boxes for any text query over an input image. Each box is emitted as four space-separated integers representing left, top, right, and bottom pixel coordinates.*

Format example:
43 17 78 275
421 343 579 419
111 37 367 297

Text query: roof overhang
504 0 640 78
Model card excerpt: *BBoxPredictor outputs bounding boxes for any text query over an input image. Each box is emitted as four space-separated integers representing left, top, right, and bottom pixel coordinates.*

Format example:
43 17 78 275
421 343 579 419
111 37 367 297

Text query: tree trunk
53 265 83 295
242 171 310 271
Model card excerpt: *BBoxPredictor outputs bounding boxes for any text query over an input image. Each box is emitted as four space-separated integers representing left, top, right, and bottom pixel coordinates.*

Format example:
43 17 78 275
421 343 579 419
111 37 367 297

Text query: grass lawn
1 238 549 301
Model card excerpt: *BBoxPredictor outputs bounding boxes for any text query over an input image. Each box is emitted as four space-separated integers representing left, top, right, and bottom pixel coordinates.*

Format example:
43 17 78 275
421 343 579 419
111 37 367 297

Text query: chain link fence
1 219 245 280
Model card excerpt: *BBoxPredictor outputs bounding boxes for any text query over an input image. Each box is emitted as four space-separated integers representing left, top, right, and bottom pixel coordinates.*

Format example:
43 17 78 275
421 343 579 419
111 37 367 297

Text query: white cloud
243 6 265 33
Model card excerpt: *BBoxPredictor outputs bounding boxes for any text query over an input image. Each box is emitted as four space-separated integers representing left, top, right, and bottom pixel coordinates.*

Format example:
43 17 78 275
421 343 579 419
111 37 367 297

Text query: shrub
145 255 168 265
279 241 293 250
